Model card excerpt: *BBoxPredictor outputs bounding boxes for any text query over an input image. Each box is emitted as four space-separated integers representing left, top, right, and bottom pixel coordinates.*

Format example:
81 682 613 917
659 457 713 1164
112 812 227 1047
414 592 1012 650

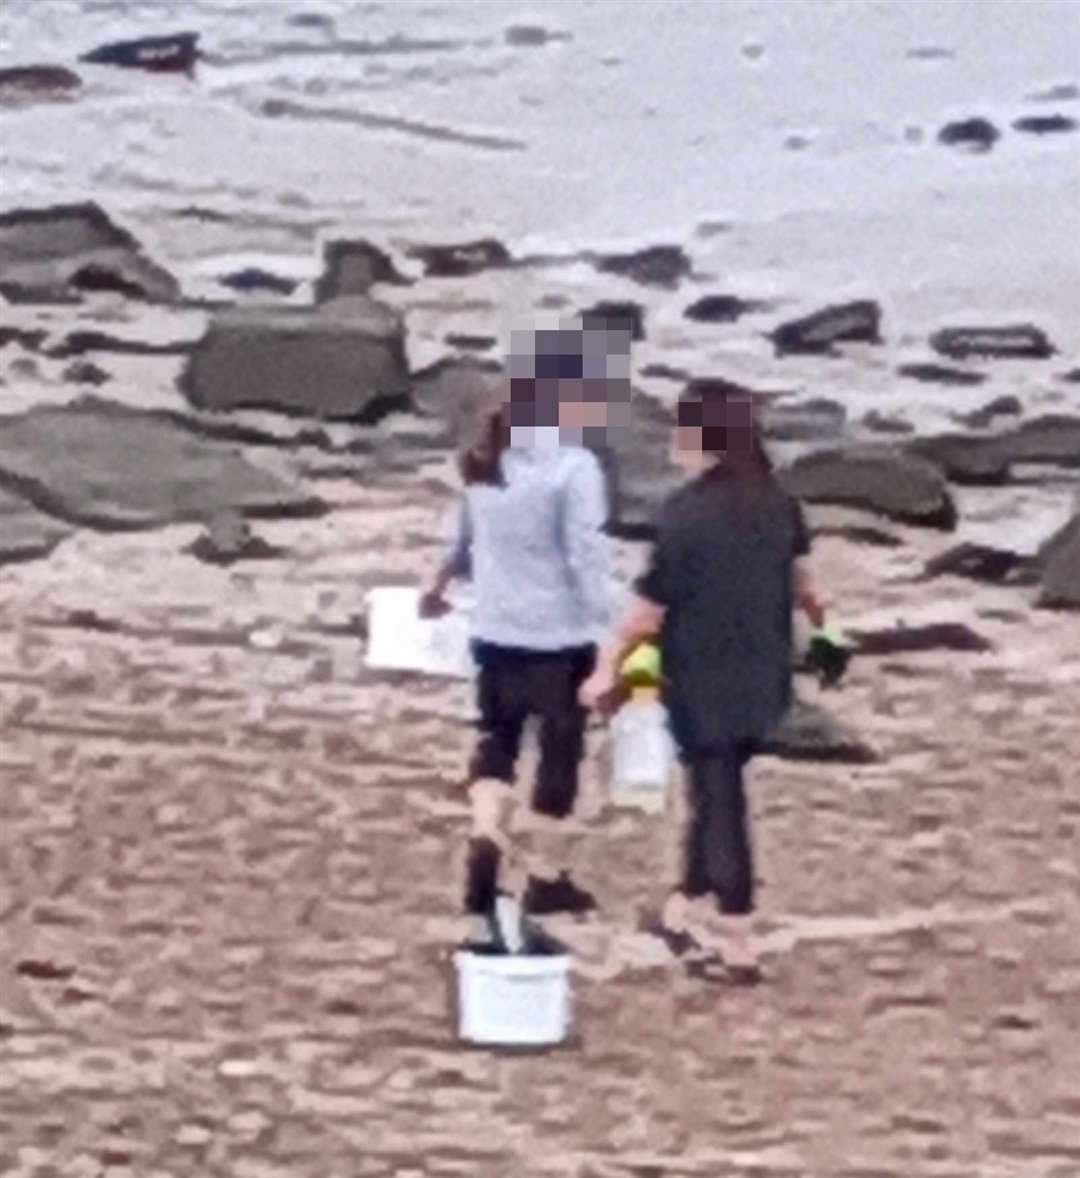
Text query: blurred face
558 378 610 432
673 391 757 471
671 424 714 472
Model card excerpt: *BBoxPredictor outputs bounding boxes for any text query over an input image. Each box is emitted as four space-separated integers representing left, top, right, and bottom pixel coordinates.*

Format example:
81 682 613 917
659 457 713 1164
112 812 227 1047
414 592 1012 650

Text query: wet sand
2 461 1079 1176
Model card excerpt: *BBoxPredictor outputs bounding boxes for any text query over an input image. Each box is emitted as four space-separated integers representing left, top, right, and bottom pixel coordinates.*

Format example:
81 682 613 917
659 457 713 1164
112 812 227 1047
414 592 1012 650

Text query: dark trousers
464 641 596 916
469 641 596 819
683 744 755 915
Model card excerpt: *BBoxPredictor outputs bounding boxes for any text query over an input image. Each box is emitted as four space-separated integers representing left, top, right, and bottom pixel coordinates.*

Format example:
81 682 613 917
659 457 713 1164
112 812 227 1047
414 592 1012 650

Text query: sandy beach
2 1 1080 1174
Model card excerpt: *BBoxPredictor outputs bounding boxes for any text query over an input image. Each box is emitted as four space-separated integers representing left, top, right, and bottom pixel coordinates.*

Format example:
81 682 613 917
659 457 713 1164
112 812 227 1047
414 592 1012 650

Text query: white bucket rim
454 948 571 976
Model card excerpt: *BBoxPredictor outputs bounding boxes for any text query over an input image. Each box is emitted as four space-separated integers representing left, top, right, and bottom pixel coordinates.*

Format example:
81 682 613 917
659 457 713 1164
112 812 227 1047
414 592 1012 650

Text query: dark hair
459 397 511 487
677 377 773 477
459 351 578 486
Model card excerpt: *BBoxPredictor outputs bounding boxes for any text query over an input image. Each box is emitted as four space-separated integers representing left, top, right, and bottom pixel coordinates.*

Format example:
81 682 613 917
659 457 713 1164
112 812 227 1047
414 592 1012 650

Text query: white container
454 948 571 1046
365 585 474 678
610 687 676 811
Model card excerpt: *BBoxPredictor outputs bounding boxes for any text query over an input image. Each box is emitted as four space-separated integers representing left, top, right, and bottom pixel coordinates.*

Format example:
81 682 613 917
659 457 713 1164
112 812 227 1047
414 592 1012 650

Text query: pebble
175 1124 212 1146
218 1057 261 1078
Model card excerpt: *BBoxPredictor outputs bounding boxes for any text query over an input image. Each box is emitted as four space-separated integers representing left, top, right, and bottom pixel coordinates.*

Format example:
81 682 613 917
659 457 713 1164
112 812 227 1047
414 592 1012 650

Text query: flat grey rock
180 297 408 420
0 398 325 531
0 202 179 303
762 699 878 764
778 445 956 529
0 486 71 563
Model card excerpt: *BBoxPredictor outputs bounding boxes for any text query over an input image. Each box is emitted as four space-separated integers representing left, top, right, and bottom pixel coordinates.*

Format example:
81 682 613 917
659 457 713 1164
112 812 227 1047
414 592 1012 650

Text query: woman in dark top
580 379 826 974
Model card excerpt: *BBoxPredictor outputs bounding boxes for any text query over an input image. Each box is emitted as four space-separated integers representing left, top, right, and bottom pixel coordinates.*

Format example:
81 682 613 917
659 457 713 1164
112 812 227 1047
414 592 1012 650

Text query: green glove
807 622 852 688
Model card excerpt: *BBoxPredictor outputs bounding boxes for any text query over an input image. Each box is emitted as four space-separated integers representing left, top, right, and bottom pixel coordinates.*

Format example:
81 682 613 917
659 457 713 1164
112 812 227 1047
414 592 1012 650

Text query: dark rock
0 487 70 565
69 263 157 299
772 300 882 356
180 297 408 420
907 434 1011 486
863 411 914 435
62 360 111 386
314 239 410 302
409 355 504 444
938 117 1000 152
952 395 1022 429
996 415 1080 466
287 12 335 30
695 219 731 239
639 362 691 383
578 300 645 341
1014 114 1077 135
80 32 199 75
760 699 878 764
777 446 956 529
0 399 325 531
684 294 766 323
0 202 179 304
590 245 691 289
219 268 299 296
1028 82 1079 102
897 362 986 386
0 282 80 305
848 622 994 655
444 333 497 352
0 64 81 101
920 543 1039 586
1038 513 1080 608
930 324 1055 360
406 238 511 278
185 510 286 565
910 416 1080 480
8 357 40 379
906 47 955 60
0 327 47 351
15 960 75 981
1060 367 1080 383
813 524 903 548
48 330 193 358
590 390 682 540
765 397 847 441
505 25 566 47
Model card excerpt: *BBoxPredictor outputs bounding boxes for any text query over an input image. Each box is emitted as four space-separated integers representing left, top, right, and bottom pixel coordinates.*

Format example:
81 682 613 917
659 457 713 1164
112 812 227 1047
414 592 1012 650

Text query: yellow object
620 641 662 684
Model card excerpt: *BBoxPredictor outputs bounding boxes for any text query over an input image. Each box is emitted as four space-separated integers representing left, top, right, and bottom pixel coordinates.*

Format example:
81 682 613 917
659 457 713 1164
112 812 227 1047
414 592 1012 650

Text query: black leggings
683 744 756 915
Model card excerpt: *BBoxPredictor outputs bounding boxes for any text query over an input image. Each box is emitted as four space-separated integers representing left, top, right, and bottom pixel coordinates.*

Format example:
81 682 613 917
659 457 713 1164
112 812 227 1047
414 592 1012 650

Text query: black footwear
464 837 501 918
523 871 597 916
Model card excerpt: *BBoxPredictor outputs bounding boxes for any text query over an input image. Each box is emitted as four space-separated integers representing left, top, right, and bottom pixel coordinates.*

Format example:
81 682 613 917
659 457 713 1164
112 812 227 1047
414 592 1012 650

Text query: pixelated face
673 391 756 469
507 321 631 444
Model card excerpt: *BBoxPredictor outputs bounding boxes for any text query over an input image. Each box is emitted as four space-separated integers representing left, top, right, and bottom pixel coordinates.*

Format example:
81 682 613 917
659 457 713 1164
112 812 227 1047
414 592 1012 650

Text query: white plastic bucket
454 948 571 1046
609 690 676 812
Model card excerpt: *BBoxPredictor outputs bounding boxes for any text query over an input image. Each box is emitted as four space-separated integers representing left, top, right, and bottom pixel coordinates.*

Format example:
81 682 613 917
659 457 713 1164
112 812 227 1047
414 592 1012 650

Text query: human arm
579 592 665 710
795 559 827 628
419 498 471 618
580 502 672 710
562 453 613 637
789 497 827 627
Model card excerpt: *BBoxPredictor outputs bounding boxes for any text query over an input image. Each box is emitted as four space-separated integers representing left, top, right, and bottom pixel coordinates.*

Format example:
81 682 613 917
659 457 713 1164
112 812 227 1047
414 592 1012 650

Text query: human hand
418 588 452 619
579 665 618 711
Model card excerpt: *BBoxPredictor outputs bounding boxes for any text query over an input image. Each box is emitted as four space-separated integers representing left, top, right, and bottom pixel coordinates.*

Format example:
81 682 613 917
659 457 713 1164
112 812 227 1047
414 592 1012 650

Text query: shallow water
1 1 1079 433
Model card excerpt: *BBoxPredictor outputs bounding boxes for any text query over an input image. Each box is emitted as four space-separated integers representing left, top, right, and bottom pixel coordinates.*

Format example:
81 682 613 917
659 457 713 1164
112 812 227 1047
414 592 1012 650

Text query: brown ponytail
459 400 512 487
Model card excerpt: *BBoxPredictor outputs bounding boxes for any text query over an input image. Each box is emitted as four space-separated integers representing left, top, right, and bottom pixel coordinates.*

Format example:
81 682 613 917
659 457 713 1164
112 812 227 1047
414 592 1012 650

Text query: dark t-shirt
635 468 810 753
